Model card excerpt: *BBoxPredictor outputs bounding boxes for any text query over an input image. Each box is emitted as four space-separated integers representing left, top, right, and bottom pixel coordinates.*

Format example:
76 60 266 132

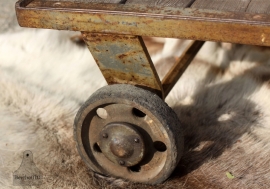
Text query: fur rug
1 3 270 188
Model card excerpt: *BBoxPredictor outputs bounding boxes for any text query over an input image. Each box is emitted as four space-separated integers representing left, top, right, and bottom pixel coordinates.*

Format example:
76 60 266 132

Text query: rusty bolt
102 133 108 139
134 138 140 143
119 160 125 166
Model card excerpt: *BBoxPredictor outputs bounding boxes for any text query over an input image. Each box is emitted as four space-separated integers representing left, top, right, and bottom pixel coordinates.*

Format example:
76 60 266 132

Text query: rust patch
117 54 128 59
92 47 101 53
117 51 140 62
101 69 151 86
141 64 149 68
82 33 163 97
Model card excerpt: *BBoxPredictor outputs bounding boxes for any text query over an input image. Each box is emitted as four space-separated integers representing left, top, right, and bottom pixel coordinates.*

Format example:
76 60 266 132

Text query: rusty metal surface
81 32 163 97
99 121 145 167
126 0 196 7
162 40 205 97
16 0 270 46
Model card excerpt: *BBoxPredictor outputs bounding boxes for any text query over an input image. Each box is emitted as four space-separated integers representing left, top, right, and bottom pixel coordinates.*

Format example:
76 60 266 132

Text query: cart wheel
74 84 183 184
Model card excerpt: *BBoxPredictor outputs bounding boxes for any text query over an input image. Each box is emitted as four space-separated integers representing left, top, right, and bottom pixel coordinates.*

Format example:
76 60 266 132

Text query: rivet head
119 160 125 166
134 138 139 143
102 133 108 139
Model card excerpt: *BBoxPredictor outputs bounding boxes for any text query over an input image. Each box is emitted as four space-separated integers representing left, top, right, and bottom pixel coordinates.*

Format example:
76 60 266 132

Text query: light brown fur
1 2 270 188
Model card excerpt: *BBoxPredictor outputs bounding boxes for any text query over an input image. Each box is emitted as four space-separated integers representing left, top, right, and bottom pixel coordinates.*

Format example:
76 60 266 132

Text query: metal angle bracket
82 32 164 98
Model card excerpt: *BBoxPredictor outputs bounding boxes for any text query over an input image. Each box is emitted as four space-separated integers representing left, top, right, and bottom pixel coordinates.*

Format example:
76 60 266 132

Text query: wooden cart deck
16 0 270 46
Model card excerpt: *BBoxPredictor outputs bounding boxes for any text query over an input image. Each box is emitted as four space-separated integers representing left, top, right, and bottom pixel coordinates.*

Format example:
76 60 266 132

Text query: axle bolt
119 160 125 166
134 138 140 143
102 133 108 139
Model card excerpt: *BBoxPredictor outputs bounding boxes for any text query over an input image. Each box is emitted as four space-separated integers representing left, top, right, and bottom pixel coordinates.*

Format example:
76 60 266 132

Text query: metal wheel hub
99 122 145 167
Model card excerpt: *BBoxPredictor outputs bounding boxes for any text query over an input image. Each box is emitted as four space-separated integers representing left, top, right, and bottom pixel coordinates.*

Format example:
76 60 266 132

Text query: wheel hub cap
99 122 145 167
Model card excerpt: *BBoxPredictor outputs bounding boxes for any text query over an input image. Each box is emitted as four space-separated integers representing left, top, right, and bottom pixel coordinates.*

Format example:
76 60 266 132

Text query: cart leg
81 32 164 98
162 41 205 97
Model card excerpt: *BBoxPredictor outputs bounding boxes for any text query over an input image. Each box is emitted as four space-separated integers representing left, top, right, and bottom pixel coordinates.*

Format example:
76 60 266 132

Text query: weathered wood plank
126 0 196 8
44 0 124 3
192 0 251 12
87 0 123 2
81 0 124 2
246 0 270 14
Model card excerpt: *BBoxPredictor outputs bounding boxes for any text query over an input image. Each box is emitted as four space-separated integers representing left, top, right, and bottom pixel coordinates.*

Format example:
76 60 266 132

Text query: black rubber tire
74 84 184 184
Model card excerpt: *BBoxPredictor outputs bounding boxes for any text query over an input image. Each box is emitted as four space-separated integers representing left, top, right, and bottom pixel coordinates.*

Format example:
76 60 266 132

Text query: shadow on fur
170 61 261 185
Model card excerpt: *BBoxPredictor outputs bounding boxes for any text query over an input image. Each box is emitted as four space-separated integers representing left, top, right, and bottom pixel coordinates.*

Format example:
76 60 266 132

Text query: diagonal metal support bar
82 32 164 98
162 41 205 98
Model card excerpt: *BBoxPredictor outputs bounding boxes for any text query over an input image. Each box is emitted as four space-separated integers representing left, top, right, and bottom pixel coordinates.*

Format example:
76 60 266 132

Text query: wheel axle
99 122 145 167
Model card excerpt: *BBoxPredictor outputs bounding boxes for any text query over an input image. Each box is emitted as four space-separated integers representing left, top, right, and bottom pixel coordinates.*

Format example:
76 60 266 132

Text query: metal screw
102 133 108 139
119 160 125 166
134 138 140 143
